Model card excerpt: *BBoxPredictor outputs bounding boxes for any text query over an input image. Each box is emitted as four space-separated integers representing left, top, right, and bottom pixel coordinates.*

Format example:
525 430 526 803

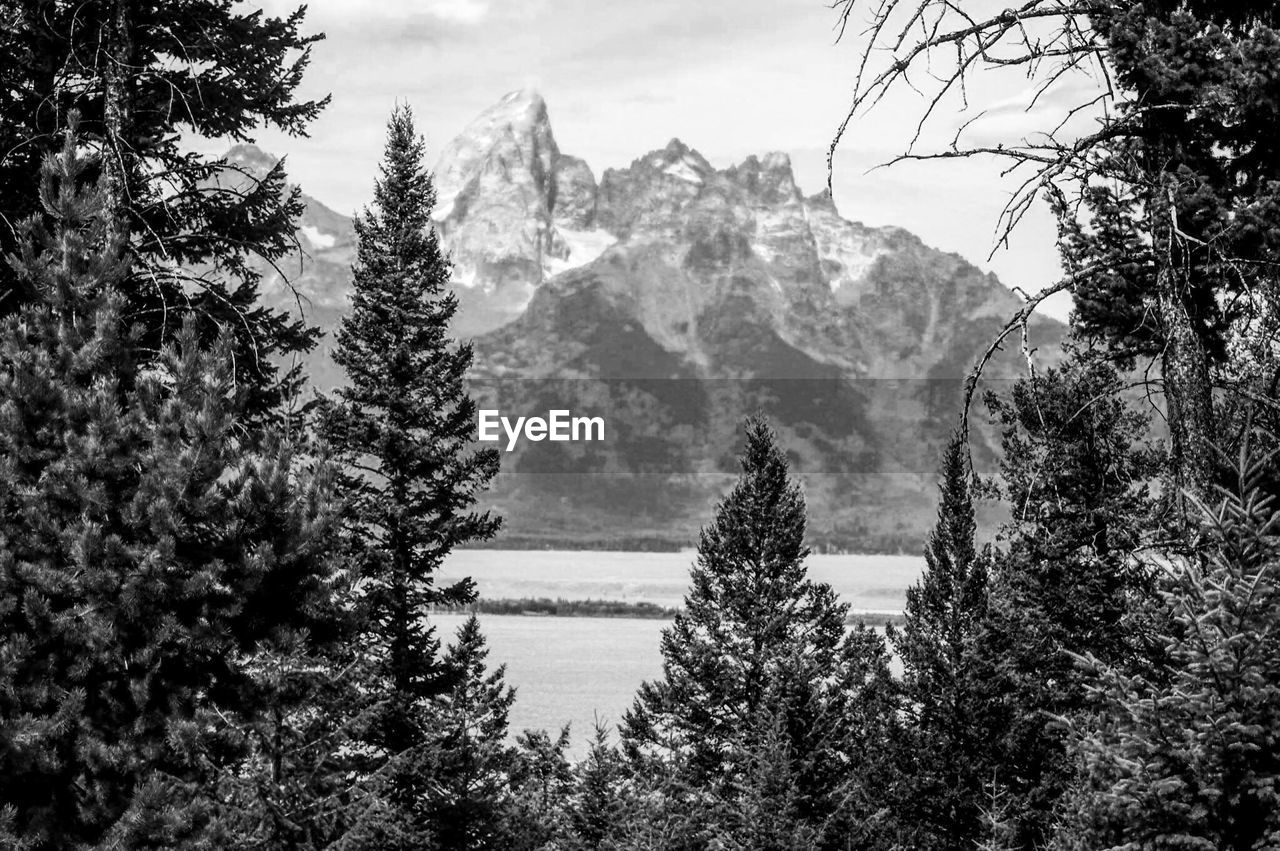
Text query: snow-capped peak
223 143 280 180
761 151 791 172
433 87 558 223
645 138 712 185
485 86 548 130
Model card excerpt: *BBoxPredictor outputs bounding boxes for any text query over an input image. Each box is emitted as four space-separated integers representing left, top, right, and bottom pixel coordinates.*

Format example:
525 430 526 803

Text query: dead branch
828 0 1121 253
958 261 1133 439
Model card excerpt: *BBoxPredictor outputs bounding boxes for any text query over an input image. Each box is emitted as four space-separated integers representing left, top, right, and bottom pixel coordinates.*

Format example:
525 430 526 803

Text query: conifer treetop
693 415 810 599
322 105 500 839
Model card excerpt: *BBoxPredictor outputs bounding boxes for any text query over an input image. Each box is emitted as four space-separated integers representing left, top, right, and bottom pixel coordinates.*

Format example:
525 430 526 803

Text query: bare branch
957 261 1141 440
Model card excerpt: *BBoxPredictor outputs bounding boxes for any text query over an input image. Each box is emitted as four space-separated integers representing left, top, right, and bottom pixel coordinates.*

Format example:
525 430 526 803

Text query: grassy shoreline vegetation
431 598 907 627
465 533 923 555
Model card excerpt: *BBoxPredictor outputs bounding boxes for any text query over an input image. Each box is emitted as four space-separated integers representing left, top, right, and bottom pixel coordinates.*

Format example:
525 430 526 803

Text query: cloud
420 0 490 24
254 0 493 28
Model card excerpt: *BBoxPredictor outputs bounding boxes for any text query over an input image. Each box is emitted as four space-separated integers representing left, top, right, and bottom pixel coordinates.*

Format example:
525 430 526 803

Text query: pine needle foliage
416 616 519 850
1056 437 1280 850
887 430 991 850
0 122 345 849
622 416 895 849
0 0 329 417
972 357 1161 849
323 105 500 844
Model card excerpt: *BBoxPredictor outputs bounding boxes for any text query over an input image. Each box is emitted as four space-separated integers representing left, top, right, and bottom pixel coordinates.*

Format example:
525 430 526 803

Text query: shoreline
432 598 906 627
463 541 916 556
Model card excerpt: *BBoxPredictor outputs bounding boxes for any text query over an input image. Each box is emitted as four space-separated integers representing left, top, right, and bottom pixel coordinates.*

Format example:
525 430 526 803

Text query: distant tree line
431 598 904 626
466 536 689 554
0 1 1278 850
435 598 680 620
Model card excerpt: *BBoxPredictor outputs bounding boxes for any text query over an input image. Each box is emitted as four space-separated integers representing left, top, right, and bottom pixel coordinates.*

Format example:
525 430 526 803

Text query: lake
438 549 923 613
432 550 924 755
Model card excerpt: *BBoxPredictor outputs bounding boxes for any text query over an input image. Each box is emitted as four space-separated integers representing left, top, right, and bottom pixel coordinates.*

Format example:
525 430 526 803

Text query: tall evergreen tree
971 356 1161 849
887 431 991 850
0 122 346 849
0 0 328 417
1055 438 1280 850
831 1 1280 501
622 416 895 849
324 105 501 843
1064 5 1280 501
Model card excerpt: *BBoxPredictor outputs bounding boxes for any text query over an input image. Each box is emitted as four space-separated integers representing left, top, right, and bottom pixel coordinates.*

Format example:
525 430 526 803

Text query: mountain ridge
238 89 1064 550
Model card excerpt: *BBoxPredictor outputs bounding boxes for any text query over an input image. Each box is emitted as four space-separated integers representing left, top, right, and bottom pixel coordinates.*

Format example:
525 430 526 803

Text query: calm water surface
431 613 666 752
432 550 922 755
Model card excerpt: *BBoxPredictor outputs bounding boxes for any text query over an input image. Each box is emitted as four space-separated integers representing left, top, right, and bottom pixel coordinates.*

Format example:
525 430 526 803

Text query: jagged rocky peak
224 142 280 176
652 138 714 182
595 138 717 239
612 138 715 192
213 143 284 196
725 151 801 206
433 86 558 219
490 85 549 127
249 88 1058 378
427 87 612 334
431 87 560 282
431 86 600 228
552 155 597 230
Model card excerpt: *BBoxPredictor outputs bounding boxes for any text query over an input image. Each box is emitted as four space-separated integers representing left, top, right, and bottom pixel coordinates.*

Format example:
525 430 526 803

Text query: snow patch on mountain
544 228 617 277
300 225 336 249
663 158 705 185
805 200 890 300
450 263 479 290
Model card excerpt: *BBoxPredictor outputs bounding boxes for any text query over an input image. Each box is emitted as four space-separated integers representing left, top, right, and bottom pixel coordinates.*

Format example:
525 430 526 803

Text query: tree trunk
1156 264 1214 511
101 0 133 239
1144 162 1215 514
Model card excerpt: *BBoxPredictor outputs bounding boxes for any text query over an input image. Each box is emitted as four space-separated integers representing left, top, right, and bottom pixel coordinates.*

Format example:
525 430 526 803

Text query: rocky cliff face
431 88 617 335
248 90 1064 550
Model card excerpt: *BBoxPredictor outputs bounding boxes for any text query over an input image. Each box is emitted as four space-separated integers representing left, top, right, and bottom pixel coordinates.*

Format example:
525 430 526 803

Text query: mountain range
246 88 1064 551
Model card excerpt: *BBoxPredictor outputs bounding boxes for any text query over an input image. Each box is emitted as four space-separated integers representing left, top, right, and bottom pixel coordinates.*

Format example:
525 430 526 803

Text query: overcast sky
221 0 1106 320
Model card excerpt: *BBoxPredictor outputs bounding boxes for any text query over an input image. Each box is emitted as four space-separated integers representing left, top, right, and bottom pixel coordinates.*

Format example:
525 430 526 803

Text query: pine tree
0 0 329 417
835 2 1280 501
214 601 373 850
0 121 346 848
1064 6 1280 500
1055 437 1280 850
622 416 895 849
324 105 500 842
566 724 630 850
972 355 1161 849
415 616 519 851
722 706 822 851
502 725 575 850
886 431 991 850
